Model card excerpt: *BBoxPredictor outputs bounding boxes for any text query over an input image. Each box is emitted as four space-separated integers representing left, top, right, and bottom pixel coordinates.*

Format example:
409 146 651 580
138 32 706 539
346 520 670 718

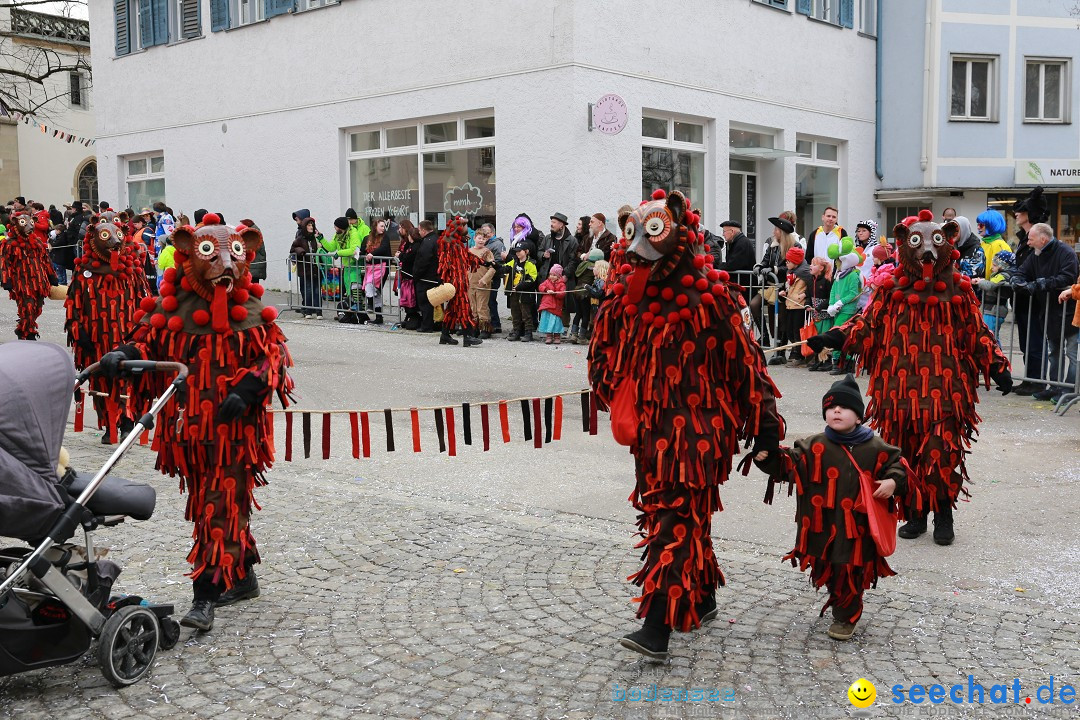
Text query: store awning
729 147 807 160
874 188 967 203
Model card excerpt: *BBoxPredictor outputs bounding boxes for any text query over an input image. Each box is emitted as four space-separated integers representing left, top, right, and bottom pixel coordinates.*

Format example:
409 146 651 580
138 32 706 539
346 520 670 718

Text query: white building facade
880 0 1080 245
0 8 97 206
89 0 880 289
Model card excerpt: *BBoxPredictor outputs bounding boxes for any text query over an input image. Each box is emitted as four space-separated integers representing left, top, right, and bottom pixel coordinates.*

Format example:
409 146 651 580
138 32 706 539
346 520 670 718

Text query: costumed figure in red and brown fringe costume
99 214 293 632
806 210 1012 546
588 189 783 662
1 209 59 340
65 213 150 444
432 215 483 347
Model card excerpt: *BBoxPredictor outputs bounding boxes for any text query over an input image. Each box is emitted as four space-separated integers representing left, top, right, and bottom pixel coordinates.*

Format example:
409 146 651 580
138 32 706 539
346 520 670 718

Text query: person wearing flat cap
538 212 579 327
718 220 756 275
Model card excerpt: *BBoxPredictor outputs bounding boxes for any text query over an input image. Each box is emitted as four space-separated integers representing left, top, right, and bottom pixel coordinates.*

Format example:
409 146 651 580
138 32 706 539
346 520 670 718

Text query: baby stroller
0 341 185 687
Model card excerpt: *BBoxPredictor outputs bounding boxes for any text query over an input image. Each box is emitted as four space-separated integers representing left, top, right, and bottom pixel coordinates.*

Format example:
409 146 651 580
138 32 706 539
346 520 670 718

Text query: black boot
520 331 534 343
181 577 220 631
439 329 459 345
898 512 928 539
216 568 260 606
696 592 717 624
463 328 483 347
620 597 670 662
479 330 492 340
933 506 954 546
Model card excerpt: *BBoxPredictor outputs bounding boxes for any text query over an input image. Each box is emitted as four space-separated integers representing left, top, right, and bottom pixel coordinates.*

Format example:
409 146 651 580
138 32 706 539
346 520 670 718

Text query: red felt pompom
91 260 101 268
675 294 688 307
238 274 251 289
707 270 720 282
950 295 963 305
192 309 210 326
926 295 940 306
646 285 660 298
700 292 715 305
202 213 221 225
882 278 895 291
693 255 707 269
158 282 175 297
934 281 947 292
249 283 265 299
173 252 188 264
913 280 927 292
163 267 177 283
695 278 709 292
641 312 655 324
715 270 729 283
652 316 666 329
133 309 145 324
230 305 249 322
679 307 692 320
918 209 934 222
624 304 638 315
167 316 184 332
648 302 662 314
612 283 625 296
666 311 680 324
711 284 725 296
246 251 256 262
180 277 192 291
898 276 910 287
681 274 695 287
231 289 250 304
660 287 674 301
951 249 960 260
260 306 278 322
161 295 178 312
891 290 905 302
652 189 667 200
150 313 166 329
907 294 920 305
139 296 157 313
620 264 632 274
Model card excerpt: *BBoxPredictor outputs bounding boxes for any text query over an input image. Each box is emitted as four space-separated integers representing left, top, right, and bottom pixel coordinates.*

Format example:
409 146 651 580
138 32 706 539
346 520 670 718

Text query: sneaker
768 355 786 366
1011 381 1039 396
520 332 534 343
180 599 215 631
827 621 857 641
1032 387 1062 402
479 331 492 340
576 335 590 346
215 570 260 607
785 358 805 368
619 626 670 662
507 332 521 341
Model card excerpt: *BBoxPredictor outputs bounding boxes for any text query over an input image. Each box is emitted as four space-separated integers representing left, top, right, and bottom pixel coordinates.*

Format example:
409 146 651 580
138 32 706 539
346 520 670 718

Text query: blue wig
976 209 1006 236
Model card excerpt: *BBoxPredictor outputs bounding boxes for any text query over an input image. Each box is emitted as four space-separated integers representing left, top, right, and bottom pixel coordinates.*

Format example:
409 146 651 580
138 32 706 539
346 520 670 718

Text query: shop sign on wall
591 94 628 135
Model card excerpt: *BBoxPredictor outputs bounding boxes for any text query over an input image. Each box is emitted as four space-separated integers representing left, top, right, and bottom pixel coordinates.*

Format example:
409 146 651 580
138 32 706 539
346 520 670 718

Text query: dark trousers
509 294 535 332
418 285 435 331
298 264 322 315
827 564 865 624
488 274 502 330
1016 297 1044 379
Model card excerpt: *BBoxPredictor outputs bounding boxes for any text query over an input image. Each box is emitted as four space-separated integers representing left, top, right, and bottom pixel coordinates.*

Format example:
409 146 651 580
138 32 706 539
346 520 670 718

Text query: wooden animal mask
10 214 32 238
88 221 124 259
893 212 959 278
622 190 686 262
171 217 262 298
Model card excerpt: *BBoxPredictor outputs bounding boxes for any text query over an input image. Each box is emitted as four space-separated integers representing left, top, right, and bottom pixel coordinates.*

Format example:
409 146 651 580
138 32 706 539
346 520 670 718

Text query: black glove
99 351 131 378
750 426 779 459
1010 279 1034 294
1 280 11 292
991 368 1013 396
1034 277 1051 293
217 373 267 423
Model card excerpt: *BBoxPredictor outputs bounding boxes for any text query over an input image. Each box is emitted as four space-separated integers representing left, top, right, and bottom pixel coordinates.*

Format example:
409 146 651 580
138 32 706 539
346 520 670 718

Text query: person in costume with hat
589 189 783 662
432 216 483 347
807 211 1012 546
753 375 914 641
539 212 579 330
750 213 801 358
1 206 58 340
99 214 293 631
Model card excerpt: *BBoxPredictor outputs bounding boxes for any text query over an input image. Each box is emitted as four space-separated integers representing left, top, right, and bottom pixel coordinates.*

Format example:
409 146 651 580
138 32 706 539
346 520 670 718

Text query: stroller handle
77 361 189 388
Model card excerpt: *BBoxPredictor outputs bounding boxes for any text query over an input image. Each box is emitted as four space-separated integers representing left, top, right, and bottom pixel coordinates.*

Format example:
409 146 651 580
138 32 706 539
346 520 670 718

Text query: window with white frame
125 152 166 211
859 0 876 36
813 0 839 23
795 136 842 239
171 0 201 40
234 0 265 26
753 0 788 9
1025 58 1070 123
345 113 496 229
68 72 88 109
950 55 997 121
642 113 708 218
884 206 922 236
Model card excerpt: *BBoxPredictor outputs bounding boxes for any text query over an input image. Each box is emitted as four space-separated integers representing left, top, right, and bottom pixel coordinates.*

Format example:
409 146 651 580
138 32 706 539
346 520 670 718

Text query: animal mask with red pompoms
621 189 699 264
169 213 262 300
893 209 960 279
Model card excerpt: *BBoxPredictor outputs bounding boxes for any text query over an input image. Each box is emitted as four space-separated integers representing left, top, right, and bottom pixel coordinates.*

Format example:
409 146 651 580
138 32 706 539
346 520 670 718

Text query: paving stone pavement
1 295 1079 719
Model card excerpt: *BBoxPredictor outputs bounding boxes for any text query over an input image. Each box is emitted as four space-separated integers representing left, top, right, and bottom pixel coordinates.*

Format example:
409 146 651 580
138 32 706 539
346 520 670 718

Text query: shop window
795 136 842 238
883 206 921 237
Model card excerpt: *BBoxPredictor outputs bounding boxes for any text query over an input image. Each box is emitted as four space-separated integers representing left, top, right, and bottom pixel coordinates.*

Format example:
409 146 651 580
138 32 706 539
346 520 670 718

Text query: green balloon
841 238 855 255
827 244 840 260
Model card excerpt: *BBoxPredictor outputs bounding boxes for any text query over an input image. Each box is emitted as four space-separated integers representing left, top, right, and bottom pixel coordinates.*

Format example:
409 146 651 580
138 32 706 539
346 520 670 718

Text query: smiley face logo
848 678 876 708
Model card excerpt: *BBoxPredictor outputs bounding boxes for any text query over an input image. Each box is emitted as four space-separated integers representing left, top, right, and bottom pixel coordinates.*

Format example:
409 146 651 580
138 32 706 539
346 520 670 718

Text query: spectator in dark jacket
538 212 579 327
590 213 617 261
1011 223 1078 402
412 220 442 332
718 220 756 276
290 217 323 318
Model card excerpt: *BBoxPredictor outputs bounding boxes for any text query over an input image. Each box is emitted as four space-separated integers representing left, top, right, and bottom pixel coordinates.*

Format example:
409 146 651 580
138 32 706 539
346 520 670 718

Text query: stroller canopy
0 341 73 540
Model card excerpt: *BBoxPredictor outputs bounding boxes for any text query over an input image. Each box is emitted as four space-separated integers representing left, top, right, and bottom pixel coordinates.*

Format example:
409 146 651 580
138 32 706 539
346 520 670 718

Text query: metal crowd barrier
976 281 1079 414
286 254 402 325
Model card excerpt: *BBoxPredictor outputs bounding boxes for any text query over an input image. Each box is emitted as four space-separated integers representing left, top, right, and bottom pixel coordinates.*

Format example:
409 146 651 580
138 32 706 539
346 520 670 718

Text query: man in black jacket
1011 223 1078 402
539 212 578 328
718 220 756 277
1010 187 1048 395
412 220 442 333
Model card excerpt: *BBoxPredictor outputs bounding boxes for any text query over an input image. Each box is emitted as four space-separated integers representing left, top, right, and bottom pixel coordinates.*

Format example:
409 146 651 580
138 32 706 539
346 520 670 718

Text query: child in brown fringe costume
807 211 1012 546
65 214 149 443
99 214 293 632
1 210 56 340
589 189 783 662
753 374 915 641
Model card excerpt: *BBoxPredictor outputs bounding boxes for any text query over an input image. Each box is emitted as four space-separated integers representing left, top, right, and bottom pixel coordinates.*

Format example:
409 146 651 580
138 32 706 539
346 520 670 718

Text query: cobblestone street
2 297 1079 719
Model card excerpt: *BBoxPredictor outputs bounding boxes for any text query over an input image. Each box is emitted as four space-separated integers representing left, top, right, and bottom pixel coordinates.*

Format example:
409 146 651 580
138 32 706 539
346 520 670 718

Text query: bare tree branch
0 0 85 7
0 5 91 118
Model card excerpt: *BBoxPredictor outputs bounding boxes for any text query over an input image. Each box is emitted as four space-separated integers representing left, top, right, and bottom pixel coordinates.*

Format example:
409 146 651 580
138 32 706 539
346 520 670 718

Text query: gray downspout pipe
875 0 884 180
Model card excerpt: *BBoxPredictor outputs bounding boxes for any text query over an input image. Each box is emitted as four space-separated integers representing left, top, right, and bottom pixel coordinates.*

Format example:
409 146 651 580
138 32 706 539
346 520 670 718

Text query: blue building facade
879 0 1080 247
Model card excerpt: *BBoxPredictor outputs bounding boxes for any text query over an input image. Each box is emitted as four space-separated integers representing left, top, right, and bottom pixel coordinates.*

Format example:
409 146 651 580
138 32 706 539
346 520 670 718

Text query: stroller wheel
98 605 160 687
158 616 181 650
